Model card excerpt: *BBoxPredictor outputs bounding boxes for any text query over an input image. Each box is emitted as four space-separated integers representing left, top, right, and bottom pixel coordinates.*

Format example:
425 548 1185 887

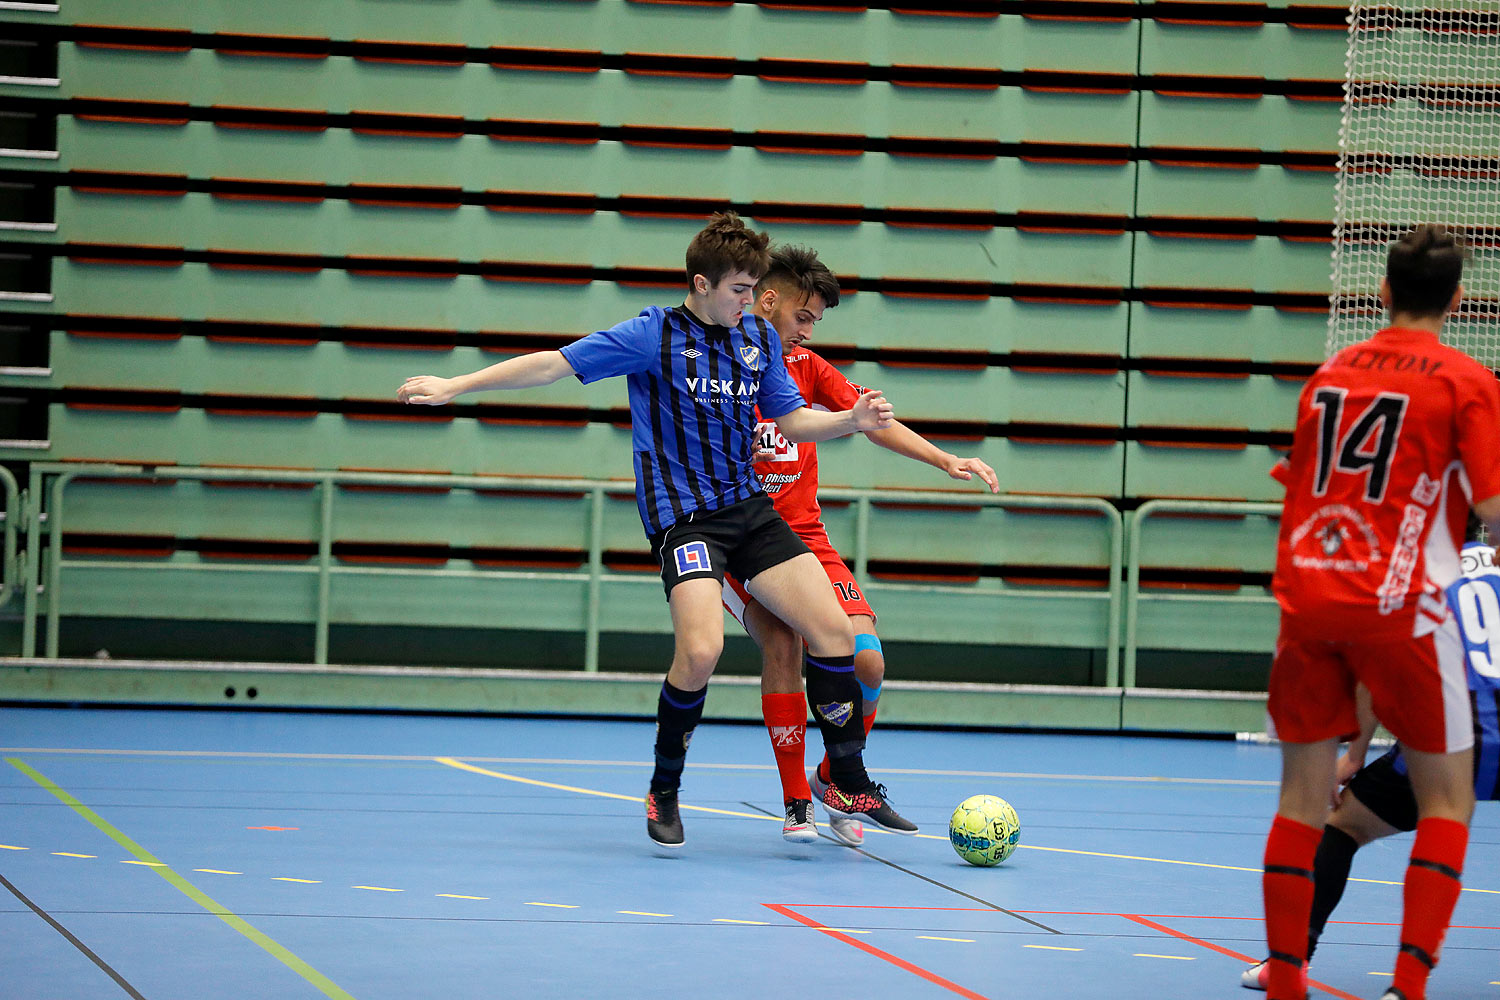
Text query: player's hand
946 457 999 494
397 375 459 406
851 389 894 431
1330 747 1364 808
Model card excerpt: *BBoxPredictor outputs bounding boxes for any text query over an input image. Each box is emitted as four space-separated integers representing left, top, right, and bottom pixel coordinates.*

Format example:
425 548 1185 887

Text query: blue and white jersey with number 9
1444 542 1500 800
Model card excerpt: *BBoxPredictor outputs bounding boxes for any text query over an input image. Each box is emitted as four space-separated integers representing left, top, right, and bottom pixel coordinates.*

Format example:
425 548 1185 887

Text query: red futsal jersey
752 349 868 535
1271 325 1500 640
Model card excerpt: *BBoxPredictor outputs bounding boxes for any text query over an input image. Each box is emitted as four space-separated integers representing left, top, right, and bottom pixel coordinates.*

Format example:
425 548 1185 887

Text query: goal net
1327 2 1500 366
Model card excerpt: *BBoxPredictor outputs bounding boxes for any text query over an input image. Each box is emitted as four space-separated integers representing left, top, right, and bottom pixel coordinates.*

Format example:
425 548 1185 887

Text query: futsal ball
949 794 1021 867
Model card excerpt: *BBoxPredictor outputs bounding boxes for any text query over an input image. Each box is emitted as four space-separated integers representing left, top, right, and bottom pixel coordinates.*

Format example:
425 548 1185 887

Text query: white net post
1328 2 1500 366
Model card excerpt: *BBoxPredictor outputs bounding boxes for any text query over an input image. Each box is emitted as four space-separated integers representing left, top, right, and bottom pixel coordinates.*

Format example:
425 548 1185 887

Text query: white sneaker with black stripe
782 798 817 843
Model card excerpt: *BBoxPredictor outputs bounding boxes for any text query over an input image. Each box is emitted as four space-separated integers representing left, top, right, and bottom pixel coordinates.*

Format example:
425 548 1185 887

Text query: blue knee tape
853 634 883 703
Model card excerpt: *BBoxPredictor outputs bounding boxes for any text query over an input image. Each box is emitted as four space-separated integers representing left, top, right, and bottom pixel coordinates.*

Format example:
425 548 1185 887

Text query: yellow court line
1024 945 1083 952
431 757 1500 893
525 901 577 909
353 886 402 893
3 747 1281 788
619 910 672 917
6 757 358 1000
437 894 488 901
713 919 770 925
0 844 27 851
1135 954 1194 961
195 869 241 875
121 860 167 867
1014 842 1261 872
435 756 782 823
52 852 95 858
274 878 321 884
921 936 977 943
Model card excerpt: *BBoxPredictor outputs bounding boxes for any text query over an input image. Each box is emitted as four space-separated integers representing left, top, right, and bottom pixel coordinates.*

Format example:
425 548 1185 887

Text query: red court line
1129 913 1500 933
787 907 1500 934
764 903 991 1000
1124 914 1362 1000
786 903 989 912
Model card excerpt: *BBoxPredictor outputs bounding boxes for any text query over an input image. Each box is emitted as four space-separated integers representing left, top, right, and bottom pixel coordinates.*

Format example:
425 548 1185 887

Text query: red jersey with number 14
752 349 868 534
1272 325 1500 639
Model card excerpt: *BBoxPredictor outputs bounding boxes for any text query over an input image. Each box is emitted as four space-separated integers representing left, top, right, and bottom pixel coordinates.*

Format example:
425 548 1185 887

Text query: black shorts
1345 746 1419 833
648 494 810 597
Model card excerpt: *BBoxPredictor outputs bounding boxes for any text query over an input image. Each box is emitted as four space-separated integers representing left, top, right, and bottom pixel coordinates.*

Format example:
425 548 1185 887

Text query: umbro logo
681 349 703 359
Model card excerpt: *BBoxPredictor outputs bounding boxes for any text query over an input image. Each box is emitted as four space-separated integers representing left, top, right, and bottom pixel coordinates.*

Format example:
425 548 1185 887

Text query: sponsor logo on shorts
816 701 854 728
770 725 803 748
1289 504 1381 573
674 541 712 576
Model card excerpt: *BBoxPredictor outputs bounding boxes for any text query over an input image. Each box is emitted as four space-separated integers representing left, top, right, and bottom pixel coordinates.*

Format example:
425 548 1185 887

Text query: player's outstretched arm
774 389 893 443
397 351 577 405
865 422 999 493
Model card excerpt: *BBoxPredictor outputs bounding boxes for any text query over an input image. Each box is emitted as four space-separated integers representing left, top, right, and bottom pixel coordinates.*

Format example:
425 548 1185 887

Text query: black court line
742 801 1061 934
0 871 148 999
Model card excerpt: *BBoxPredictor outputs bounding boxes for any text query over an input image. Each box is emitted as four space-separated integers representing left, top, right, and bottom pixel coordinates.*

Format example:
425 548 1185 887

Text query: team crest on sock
816 701 854 727
770 725 804 748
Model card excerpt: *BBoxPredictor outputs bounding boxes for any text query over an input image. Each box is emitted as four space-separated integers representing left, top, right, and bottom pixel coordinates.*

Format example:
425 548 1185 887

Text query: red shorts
723 529 874 628
1267 612 1473 755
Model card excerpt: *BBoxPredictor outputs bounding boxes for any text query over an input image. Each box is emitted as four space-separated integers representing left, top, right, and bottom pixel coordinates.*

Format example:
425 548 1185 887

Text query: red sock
818 705 877 784
1263 814 1322 1000
762 693 811 801
1393 816 1468 1000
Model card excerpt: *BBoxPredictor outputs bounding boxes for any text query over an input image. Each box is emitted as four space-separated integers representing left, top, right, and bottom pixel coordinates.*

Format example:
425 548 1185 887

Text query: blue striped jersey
1440 542 1500 800
560 305 806 535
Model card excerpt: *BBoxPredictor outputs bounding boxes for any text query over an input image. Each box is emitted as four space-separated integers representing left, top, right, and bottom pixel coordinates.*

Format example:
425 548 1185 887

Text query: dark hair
757 244 842 309
1386 225 1465 318
685 211 771 288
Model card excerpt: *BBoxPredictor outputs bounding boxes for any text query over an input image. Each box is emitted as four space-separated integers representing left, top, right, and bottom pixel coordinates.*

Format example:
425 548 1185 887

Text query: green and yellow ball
948 794 1021 867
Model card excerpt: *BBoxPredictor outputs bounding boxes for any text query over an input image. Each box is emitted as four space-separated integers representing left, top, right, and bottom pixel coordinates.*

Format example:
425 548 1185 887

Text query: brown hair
1387 224 1465 318
685 211 771 288
758 243 842 309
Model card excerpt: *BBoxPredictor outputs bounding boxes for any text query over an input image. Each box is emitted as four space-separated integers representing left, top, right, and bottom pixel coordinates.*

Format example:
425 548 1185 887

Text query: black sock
804 653 867 785
650 680 705 793
1307 824 1360 959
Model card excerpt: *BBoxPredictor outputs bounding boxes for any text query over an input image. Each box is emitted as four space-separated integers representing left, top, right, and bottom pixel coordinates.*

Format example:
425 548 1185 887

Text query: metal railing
0 464 20 607
16 464 1127 681
1123 498 1282 687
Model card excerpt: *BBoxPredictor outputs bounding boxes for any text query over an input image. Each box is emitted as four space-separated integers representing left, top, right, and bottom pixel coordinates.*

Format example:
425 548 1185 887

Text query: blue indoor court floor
1 706 1496 1000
